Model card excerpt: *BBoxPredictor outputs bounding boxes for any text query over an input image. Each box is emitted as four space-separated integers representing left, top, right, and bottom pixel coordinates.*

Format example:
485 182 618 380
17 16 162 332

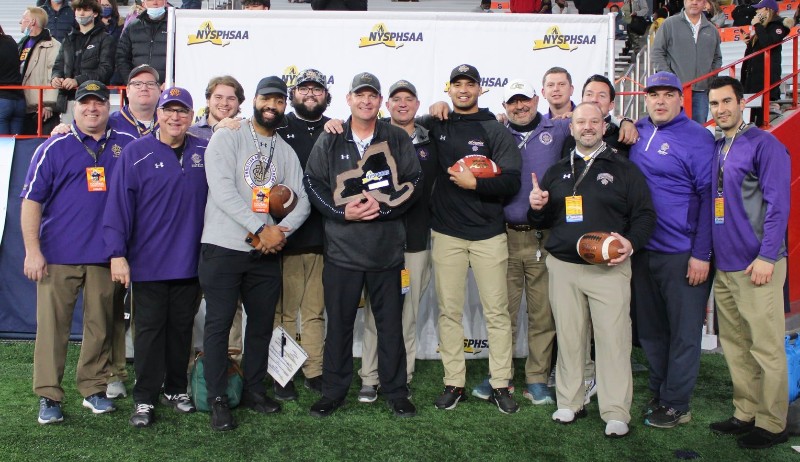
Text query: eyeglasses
296 86 325 96
160 106 191 117
129 80 159 90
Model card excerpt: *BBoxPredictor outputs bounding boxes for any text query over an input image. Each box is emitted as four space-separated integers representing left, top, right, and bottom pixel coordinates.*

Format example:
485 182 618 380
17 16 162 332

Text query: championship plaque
333 141 414 207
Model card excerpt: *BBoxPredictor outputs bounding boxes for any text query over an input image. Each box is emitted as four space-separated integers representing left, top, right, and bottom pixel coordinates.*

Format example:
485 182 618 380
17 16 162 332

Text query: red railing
0 85 128 139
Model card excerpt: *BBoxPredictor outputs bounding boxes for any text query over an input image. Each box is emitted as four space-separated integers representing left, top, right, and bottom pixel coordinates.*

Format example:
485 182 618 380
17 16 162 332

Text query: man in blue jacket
629 72 714 429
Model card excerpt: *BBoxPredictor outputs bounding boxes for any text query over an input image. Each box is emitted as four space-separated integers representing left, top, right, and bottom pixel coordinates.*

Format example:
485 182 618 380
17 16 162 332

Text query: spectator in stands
741 0 794 125
100 0 124 42
649 7 669 42
651 0 722 123
704 0 727 27
0 25 26 135
311 0 367 10
612 5 627 39
181 0 202 8
622 0 650 55
731 0 756 26
109 64 160 137
116 0 168 85
242 0 270 8
573 0 606 14
41 0 76 43
474 0 494 11
18 6 62 135
52 1 116 115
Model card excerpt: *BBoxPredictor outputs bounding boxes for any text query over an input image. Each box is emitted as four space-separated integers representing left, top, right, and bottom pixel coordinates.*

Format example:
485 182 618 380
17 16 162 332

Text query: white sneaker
583 378 597 405
106 380 127 399
552 407 586 424
605 420 629 438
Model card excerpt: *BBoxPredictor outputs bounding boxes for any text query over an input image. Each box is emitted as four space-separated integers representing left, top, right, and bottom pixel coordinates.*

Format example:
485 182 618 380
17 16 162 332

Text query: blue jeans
691 91 709 125
0 97 26 135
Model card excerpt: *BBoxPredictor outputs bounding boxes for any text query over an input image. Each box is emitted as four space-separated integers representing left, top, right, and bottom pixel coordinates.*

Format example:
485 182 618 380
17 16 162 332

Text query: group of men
20 45 791 449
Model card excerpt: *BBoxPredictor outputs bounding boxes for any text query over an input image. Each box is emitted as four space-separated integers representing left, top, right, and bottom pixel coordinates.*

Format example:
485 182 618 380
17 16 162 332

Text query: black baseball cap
350 72 381 94
450 64 480 84
256 76 288 97
75 80 109 102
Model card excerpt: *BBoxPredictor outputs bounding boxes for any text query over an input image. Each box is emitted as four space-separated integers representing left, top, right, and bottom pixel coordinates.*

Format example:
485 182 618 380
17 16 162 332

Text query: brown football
269 184 298 220
577 232 624 264
450 154 502 178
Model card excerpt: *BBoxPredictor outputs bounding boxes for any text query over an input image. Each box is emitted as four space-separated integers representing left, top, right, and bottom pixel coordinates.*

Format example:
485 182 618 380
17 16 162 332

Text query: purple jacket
108 106 158 139
21 125 136 265
103 133 208 281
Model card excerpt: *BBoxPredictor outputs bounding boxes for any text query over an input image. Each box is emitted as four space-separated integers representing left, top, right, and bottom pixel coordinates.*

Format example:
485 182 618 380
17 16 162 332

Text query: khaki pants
274 252 325 378
715 259 788 433
361 249 431 386
33 264 117 401
432 231 513 388
546 256 632 423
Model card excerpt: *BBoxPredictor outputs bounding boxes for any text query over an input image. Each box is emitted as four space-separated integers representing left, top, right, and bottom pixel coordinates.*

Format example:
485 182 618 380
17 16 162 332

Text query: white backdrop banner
173 10 613 360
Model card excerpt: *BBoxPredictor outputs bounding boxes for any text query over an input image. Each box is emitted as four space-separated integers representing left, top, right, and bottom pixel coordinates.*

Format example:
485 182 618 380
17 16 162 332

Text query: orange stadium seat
490 1 511 10
719 25 753 42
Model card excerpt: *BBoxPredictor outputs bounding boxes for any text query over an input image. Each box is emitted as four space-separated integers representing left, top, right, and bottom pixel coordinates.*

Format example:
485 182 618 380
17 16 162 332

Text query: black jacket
422 109 522 241
42 3 75 43
561 116 630 158
311 0 367 10
528 144 655 264
742 18 793 101
402 123 438 252
573 0 606 14
304 118 422 271
53 20 115 86
115 11 168 84
0 35 23 101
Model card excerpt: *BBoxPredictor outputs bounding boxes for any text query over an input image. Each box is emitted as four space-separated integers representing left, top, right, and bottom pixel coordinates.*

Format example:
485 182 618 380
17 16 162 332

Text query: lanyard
569 142 605 196
71 125 110 164
249 119 277 180
120 105 157 137
716 122 748 196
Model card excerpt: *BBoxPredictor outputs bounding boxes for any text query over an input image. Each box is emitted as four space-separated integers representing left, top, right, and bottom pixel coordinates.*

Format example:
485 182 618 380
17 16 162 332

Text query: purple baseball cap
645 72 683 93
752 0 779 11
158 87 193 109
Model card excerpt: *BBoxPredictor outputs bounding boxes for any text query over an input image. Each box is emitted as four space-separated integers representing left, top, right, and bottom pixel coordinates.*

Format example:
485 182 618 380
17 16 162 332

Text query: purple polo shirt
103 133 208 281
108 106 158 139
503 116 571 225
20 125 137 265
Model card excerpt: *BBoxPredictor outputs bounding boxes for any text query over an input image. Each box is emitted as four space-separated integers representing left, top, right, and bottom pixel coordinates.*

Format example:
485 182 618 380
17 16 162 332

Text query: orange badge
252 186 270 213
86 167 106 192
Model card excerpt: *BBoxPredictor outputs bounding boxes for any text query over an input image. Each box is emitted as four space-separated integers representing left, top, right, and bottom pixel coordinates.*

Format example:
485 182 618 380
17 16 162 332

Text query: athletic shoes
130 403 154 428
82 392 116 414
737 427 788 449
304 376 323 395
106 380 127 399
547 367 556 388
161 393 196 413
274 380 298 401
552 407 587 424
710 416 756 435
434 386 467 410
644 406 691 428
583 378 597 405
605 420 630 438
471 377 515 400
523 383 555 405
489 388 519 414
358 384 379 403
642 396 660 416
37 397 64 425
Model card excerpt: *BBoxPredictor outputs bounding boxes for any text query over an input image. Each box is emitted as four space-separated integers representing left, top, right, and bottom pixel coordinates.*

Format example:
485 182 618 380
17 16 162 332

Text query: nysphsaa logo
464 338 489 355
188 21 250 47
533 25 597 52
358 23 423 49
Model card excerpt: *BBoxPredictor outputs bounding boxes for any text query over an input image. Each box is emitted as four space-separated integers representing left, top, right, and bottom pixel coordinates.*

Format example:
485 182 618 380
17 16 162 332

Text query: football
450 154 502 178
269 184 298 220
577 232 624 265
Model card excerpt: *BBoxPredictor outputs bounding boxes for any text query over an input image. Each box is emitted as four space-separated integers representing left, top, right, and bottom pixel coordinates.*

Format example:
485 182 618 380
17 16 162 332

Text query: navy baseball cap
75 80 110 102
256 76 288 97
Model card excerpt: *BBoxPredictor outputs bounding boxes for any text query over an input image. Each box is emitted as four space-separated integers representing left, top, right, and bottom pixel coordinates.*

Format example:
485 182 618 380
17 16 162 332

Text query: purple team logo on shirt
539 132 553 145
244 153 277 188
191 153 204 168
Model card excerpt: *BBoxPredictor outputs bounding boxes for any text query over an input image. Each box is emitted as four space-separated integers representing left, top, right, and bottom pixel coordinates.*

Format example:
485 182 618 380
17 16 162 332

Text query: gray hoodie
651 11 722 91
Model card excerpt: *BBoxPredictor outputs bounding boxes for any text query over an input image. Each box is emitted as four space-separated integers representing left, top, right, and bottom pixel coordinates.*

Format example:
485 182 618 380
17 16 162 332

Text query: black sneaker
274 380 298 401
405 384 413 400
434 386 467 410
644 406 691 428
388 397 416 418
489 387 519 414
642 396 659 416
309 396 344 418
304 375 322 395
129 403 154 428
737 427 788 449
241 391 281 414
160 393 196 413
710 416 756 435
210 396 236 431
358 384 379 403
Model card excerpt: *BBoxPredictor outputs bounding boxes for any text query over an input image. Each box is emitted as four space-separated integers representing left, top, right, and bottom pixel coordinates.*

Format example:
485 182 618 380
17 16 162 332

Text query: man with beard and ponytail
271 69 331 399
200 76 310 431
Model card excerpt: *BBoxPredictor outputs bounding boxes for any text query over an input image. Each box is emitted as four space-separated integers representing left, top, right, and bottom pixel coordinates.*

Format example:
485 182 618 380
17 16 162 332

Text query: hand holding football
577 232 624 264
450 155 501 178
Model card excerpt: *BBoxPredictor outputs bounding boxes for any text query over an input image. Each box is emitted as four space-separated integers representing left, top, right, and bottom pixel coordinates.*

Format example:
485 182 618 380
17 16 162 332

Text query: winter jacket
42 3 75 43
115 11 168 84
18 30 61 112
742 17 794 102
53 20 116 101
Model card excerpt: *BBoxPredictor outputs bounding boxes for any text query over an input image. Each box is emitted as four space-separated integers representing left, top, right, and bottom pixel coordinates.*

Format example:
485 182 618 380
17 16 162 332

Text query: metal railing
615 38 651 121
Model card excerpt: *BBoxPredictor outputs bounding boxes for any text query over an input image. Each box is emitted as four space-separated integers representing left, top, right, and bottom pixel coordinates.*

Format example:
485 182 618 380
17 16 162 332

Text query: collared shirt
188 114 214 140
684 11 701 42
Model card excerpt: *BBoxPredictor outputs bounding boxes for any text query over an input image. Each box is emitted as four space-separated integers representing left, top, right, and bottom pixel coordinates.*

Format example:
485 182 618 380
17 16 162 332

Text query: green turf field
0 341 795 461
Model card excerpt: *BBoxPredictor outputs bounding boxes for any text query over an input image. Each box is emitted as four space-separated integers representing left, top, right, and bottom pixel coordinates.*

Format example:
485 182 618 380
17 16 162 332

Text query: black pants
632 250 710 412
131 278 201 405
322 262 407 401
199 244 281 399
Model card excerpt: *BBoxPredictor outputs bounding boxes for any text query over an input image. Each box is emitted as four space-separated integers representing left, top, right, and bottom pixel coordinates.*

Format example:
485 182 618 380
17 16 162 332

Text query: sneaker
82 392 116 414
472 378 515 400
583 378 597 405
405 384 413 400
644 406 691 428
309 396 344 418
240 391 281 414
129 403 154 428
358 384 379 403
274 380 298 401
387 397 416 418
489 387 519 414
434 386 467 410
552 407 587 424
522 383 555 405
210 397 236 431
605 420 630 438
161 393 196 413
106 380 127 399
304 375 322 395
547 367 556 388
642 396 659 416
737 427 788 449
37 397 64 425
710 416 756 435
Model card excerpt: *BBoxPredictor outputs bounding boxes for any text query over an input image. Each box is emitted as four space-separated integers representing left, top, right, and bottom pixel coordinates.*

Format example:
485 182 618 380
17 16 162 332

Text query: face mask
101 6 113 17
147 7 166 18
77 15 94 26
23 27 31 36
52 0 63 4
